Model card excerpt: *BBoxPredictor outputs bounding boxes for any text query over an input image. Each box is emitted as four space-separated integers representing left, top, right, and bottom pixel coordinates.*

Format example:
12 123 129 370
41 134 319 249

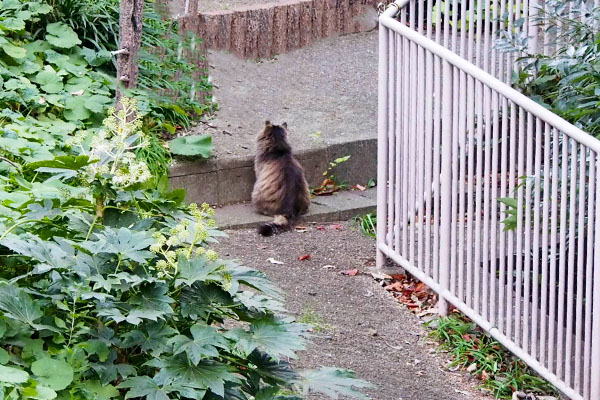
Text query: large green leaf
168 135 212 158
175 256 222 287
0 233 73 273
0 282 42 325
31 358 74 390
119 377 171 400
121 322 177 357
226 318 307 361
296 367 373 399
224 261 284 300
82 227 154 263
21 384 57 400
169 324 229 365
79 380 119 400
0 365 29 383
45 22 81 49
33 65 65 94
2 42 26 58
151 356 240 398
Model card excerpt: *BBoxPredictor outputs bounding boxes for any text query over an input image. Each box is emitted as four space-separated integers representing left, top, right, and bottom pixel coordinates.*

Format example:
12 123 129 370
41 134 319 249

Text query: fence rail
376 2 600 399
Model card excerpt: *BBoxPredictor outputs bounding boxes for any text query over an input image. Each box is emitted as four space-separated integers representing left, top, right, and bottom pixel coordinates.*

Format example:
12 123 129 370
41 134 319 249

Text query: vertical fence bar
387 30 396 249
566 138 578 386
557 133 570 379
574 143 586 392
531 117 543 360
591 156 600 399
540 122 551 367
376 18 389 269
522 112 534 352
549 127 560 373
489 88 500 326
439 59 453 316
401 8 410 258
584 154 596 399
394 31 402 253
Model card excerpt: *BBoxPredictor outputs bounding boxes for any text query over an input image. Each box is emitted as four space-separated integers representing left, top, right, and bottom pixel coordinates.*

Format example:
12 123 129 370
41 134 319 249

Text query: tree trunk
116 0 144 110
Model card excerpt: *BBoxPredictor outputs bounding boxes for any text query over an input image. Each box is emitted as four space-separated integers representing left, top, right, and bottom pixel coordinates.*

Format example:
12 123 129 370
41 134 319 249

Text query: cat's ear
282 122 288 129
265 120 271 126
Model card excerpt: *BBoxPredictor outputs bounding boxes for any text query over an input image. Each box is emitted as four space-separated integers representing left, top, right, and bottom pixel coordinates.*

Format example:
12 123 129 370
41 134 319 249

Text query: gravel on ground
214 221 495 400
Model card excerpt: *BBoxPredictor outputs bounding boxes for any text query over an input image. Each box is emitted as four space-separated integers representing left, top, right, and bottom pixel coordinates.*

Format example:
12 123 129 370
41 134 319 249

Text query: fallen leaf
71 89 84 96
353 184 366 191
298 254 311 261
367 328 378 336
321 265 336 270
267 257 284 265
370 270 391 280
454 388 471 396
466 363 477 373
330 224 343 230
295 226 308 233
316 225 326 231
340 269 359 276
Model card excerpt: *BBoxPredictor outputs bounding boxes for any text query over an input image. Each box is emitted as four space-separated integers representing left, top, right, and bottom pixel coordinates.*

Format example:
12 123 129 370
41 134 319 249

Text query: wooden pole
116 0 144 110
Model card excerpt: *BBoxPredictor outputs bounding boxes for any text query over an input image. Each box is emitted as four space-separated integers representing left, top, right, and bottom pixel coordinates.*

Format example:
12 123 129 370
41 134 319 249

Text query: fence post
376 19 389 269
438 59 453 316
591 161 600 399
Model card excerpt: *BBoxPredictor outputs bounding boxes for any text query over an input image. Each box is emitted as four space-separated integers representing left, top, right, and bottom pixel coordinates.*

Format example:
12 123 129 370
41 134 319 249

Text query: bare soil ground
214 222 495 400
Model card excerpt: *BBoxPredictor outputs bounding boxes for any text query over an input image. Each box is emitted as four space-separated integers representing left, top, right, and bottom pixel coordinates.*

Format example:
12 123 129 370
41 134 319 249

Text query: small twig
0 155 21 171
112 48 130 56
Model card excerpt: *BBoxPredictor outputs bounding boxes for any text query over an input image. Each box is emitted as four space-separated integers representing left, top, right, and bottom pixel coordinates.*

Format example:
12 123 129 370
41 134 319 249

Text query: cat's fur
251 121 310 236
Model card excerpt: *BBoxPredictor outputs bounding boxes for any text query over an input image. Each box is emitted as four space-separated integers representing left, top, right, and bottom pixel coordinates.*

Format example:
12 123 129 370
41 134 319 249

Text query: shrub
496 0 600 137
0 99 372 399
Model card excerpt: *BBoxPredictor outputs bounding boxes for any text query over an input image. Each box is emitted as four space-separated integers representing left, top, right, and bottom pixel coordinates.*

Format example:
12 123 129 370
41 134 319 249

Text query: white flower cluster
71 97 151 187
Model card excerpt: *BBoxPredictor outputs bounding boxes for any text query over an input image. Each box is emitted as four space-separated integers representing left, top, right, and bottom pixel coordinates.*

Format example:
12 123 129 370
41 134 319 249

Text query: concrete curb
168 137 377 205
178 0 379 59
214 187 376 229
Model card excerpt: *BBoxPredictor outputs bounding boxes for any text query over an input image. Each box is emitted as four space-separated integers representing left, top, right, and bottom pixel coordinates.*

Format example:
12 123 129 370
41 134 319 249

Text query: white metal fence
376 1 600 399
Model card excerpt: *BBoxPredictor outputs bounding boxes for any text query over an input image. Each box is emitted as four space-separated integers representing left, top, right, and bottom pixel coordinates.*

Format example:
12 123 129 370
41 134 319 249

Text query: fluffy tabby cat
252 121 310 236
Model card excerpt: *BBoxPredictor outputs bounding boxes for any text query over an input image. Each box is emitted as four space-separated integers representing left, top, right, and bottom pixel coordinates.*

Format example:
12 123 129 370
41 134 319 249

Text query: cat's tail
258 215 292 236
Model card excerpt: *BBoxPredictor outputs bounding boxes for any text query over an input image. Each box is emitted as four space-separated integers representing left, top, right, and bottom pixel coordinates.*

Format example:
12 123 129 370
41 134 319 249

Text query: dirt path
214 222 495 400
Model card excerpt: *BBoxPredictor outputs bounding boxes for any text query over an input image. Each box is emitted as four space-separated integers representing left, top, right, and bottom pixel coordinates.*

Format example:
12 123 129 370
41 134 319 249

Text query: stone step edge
178 0 379 59
214 187 376 229
168 137 377 206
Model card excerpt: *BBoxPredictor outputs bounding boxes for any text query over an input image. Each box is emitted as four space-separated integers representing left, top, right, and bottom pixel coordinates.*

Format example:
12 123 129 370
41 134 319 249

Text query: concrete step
168 30 378 206
176 0 379 59
214 187 376 229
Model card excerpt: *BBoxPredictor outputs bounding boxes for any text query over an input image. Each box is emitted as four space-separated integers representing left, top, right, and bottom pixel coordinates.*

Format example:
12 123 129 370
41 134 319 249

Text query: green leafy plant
427 315 556 399
0 100 372 399
496 0 600 137
353 212 377 239
311 156 351 196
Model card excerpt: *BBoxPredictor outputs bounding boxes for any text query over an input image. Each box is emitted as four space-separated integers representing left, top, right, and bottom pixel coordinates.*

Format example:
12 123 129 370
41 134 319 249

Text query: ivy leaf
0 282 42 325
168 135 212 157
2 42 26 58
175 256 222 287
0 365 29 383
151 356 241 397
169 324 229 365
45 22 81 49
296 367 374 399
31 358 74 390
